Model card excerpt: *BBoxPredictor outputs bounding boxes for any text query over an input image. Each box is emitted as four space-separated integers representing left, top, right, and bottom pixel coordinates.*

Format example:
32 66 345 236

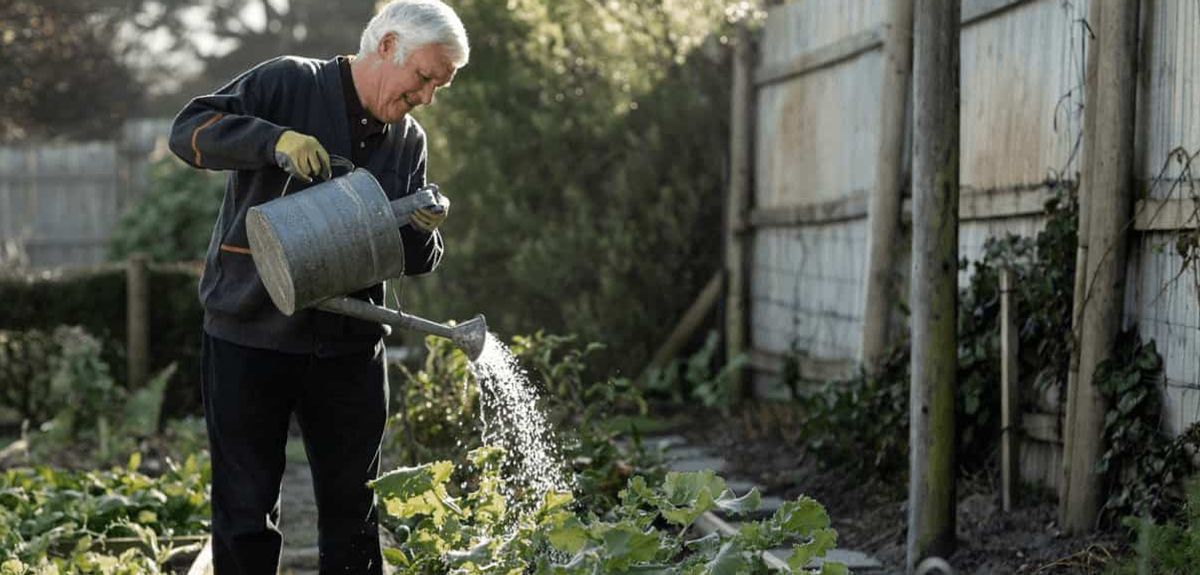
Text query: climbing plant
791 187 1079 479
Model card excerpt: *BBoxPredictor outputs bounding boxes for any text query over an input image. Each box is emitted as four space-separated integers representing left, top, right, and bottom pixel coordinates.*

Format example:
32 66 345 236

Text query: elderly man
167 1 467 572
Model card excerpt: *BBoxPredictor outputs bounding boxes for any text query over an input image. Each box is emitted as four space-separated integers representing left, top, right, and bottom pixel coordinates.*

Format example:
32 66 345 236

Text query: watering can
245 158 488 360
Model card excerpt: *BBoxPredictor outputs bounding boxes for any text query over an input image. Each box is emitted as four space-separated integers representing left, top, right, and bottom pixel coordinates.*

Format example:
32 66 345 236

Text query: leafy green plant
1096 333 1200 523
389 332 664 514
389 335 482 467
0 325 181 468
371 446 845 574
1106 480 1200 575
0 453 210 572
797 344 910 479
0 265 205 418
786 189 1078 479
0 329 60 425
108 155 223 263
641 331 747 415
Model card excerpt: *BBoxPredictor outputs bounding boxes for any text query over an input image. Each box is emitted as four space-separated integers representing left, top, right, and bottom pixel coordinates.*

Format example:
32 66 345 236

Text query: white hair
358 0 470 68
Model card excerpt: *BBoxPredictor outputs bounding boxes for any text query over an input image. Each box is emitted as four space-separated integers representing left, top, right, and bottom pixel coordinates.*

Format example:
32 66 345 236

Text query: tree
0 0 144 141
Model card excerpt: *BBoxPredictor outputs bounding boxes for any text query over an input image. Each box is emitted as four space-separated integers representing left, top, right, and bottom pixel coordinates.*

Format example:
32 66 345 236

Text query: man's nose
418 84 436 106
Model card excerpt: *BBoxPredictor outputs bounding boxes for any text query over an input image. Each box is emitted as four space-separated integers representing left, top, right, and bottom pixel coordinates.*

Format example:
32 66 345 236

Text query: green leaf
714 487 761 516
446 538 494 566
547 516 589 554
371 461 453 500
381 547 408 566
786 528 837 569
703 541 750 575
597 523 661 569
771 497 831 535
820 561 850 575
658 471 725 526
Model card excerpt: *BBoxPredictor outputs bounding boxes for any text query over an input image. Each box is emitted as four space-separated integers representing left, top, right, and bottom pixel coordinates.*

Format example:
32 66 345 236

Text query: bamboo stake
1001 268 1019 512
725 25 755 403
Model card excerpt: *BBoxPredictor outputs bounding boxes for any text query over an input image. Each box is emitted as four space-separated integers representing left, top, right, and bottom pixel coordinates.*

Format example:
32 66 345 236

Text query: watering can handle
279 155 357 197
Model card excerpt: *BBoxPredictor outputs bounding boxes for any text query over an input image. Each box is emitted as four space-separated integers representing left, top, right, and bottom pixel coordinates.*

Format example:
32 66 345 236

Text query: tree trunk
907 0 960 569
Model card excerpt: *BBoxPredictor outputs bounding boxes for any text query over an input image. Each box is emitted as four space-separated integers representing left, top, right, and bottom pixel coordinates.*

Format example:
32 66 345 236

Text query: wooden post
1000 268 1020 512
861 0 915 372
1060 0 1102 523
725 25 755 403
907 0 959 569
1062 0 1139 534
127 254 149 390
645 273 724 374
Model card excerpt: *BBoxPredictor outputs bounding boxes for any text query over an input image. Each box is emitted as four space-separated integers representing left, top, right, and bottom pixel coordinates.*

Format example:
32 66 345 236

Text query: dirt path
279 433 320 575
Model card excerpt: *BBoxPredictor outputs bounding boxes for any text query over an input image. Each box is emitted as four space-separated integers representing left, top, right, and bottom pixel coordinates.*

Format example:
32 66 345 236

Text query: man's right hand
274 130 331 182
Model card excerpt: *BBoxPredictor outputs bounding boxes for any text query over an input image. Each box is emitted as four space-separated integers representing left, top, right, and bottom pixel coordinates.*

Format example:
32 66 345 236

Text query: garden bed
675 402 1128 575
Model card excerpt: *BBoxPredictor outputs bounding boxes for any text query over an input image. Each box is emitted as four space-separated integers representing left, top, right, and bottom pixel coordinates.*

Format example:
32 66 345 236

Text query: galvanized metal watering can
245 158 488 360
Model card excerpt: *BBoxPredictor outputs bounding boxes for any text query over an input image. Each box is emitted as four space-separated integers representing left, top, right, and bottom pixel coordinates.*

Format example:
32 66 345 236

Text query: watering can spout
449 315 489 362
315 297 488 361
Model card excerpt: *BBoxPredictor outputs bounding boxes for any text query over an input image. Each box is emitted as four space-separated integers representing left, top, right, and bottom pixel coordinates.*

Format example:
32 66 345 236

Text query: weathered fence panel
746 0 1200 491
0 118 172 269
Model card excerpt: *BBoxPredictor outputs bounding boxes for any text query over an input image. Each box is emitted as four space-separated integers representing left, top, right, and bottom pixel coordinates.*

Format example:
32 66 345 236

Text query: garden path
279 432 320 575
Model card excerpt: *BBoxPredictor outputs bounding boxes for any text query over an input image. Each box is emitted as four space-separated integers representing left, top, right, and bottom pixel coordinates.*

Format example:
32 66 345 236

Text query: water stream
469 333 574 514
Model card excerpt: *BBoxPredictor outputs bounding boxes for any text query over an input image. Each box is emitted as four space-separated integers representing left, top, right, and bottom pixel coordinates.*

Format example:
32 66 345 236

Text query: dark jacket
169 55 443 356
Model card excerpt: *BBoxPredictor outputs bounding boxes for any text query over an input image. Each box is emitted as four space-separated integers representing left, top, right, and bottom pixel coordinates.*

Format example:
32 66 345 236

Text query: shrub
0 329 60 425
108 156 222 263
0 265 203 418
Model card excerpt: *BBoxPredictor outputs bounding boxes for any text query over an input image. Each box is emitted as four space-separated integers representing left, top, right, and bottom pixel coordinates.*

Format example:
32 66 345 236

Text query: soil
675 403 1128 574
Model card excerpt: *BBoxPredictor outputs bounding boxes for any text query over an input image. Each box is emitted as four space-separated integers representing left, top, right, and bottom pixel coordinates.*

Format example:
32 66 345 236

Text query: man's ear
378 32 398 60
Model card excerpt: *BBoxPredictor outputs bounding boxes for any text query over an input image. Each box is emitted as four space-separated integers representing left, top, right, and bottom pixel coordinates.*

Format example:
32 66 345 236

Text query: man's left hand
410 194 450 233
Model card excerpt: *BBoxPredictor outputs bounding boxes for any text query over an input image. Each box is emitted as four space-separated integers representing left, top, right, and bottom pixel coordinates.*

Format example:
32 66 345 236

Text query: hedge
0 263 203 419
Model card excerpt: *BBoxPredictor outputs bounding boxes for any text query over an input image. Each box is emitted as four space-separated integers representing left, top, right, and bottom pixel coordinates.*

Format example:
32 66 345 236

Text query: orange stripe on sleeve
190 113 225 166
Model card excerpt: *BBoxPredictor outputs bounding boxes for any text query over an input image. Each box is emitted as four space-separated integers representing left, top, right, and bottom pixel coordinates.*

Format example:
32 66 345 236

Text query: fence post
861 0 914 372
725 24 756 403
1059 0 1102 525
127 254 149 389
1062 0 1139 534
1000 267 1020 512
908 0 960 569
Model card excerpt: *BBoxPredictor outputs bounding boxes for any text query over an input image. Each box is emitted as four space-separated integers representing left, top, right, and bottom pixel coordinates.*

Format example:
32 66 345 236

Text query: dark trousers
201 333 388 575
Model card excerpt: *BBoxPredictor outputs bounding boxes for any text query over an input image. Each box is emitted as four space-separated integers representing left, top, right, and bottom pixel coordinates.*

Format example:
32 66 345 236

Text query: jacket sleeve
400 133 444 276
168 59 289 171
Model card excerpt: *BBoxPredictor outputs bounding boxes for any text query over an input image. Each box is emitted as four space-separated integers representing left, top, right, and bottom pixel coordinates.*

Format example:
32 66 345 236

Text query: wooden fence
0 119 173 269
733 0 1200 491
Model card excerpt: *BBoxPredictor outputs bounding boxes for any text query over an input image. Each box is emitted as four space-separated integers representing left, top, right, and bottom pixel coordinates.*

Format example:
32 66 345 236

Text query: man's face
371 37 457 123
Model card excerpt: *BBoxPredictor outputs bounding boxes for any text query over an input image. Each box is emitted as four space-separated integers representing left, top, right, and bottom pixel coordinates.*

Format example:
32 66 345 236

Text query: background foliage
109 157 224 263
790 191 1079 480
394 0 751 375
0 266 203 419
